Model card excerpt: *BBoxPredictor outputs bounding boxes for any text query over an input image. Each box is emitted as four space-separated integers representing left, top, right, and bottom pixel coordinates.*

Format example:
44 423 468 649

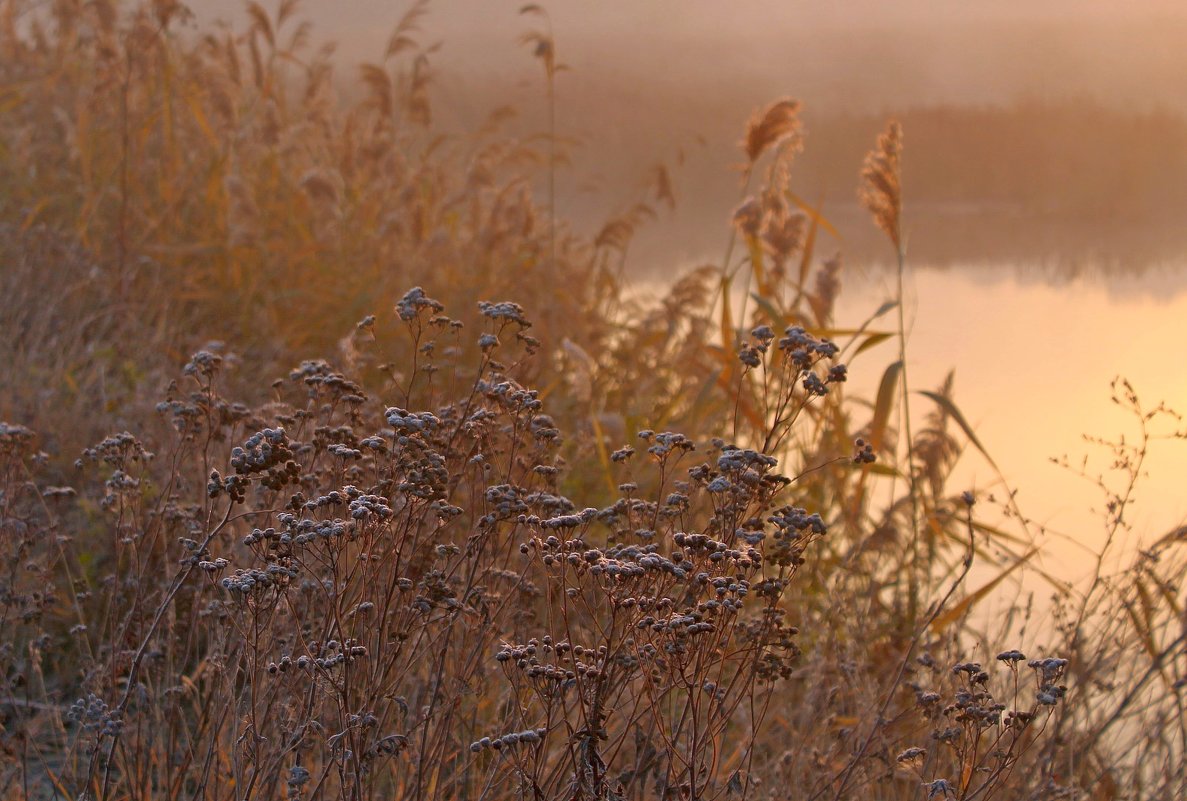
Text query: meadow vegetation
0 2 1184 799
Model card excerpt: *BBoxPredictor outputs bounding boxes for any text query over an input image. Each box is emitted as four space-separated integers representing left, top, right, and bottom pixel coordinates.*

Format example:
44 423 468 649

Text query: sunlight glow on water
636 261 1187 586
836 264 1187 582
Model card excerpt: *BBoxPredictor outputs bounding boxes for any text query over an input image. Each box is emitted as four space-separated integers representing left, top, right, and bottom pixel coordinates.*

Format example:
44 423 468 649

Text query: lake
633 253 1187 588
811 259 1187 584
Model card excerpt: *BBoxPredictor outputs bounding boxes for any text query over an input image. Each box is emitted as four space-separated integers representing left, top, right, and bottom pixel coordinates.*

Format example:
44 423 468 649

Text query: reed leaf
871 360 902 453
917 388 998 471
930 547 1040 633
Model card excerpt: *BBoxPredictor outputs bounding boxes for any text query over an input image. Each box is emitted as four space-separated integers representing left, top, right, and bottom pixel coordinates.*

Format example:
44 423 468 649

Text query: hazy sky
189 1 1187 269
195 0 1187 113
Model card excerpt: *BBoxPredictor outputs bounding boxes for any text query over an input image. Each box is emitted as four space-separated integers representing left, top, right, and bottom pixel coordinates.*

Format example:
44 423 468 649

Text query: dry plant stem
1071 383 1150 642
821 501 976 801
1084 630 1187 757
547 30 557 279
1066 389 1187 767
84 501 237 792
707 166 756 358
116 42 131 298
894 243 923 625
17 460 95 662
1044 384 1155 770
522 5 559 277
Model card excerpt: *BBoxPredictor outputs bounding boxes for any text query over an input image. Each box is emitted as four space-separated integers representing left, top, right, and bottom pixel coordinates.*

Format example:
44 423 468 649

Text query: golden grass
0 3 1183 800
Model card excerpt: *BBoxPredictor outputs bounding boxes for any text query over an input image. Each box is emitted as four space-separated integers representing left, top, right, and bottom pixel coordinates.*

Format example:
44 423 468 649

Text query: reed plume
860 119 903 249
742 97 802 165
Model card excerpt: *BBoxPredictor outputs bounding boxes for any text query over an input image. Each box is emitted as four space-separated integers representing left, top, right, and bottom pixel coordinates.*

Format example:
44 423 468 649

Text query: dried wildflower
750 325 775 345
922 778 954 798
802 373 828 396
769 507 826 537
0 421 36 449
1028 657 1068 683
287 765 310 788
1037 685 1067 705
478 300 531 327
707 477 731 493
395 287 444 321
610 445 635 462
79 431 152 467
66 693 113 730
897 746 927 763
184 350 223 379
916 691 942 707
647 431 694 459
717 447 777 473
738 345 762 368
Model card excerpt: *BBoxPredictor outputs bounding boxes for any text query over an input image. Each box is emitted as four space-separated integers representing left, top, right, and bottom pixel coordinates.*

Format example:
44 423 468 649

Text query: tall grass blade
588 413 617 497
785 190 840 239
930 547 1039 632
871 360 902 453
852 331 893 358
917 388 998 471
796 199 819 291
748 291 784 326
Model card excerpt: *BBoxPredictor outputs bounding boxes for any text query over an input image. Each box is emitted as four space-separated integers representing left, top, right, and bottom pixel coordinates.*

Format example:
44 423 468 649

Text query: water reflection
630 258 1187 586
833 262 1187 582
